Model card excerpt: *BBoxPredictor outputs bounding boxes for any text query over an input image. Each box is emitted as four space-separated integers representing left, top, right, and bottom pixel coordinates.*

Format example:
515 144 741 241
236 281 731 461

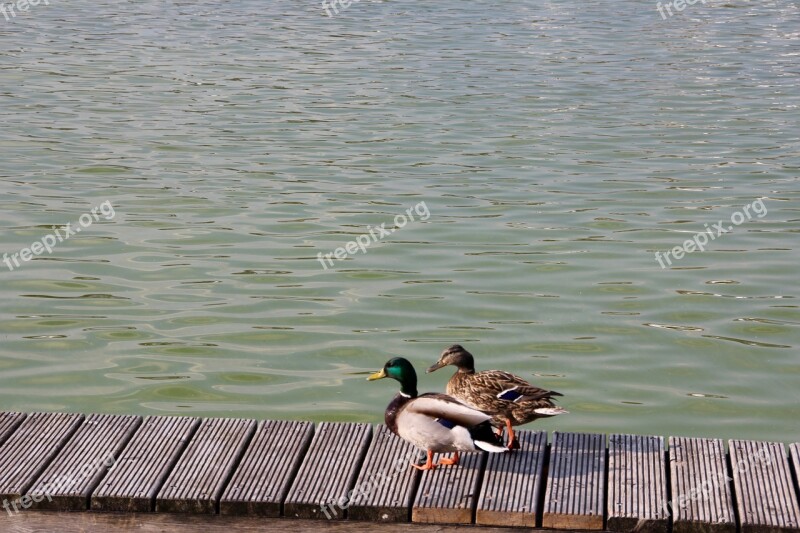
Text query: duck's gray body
385 392 504 453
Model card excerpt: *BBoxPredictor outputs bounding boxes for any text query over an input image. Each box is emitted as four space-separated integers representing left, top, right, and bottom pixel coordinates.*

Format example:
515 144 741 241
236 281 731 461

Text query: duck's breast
395 408 477 452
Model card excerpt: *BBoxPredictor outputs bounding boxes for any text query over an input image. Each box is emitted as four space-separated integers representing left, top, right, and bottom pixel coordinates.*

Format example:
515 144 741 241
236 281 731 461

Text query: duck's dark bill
367 369 387 381
426 361 445 373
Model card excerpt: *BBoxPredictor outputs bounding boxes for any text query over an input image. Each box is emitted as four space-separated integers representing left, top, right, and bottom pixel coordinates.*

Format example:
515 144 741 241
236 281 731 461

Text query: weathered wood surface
0 410 797 531
219 419 313 516
27 414 142 511
607 434 668 533
412 450 485 525
0 412 25 445
476 430 547 528
729 440 800 533
791 443 800 517
92 416 200 512
3 511 535 533
0 412 84 502
543 431 606 530
156 417 257 513
283 421 372 520
669 437 736 533
346 423 422 522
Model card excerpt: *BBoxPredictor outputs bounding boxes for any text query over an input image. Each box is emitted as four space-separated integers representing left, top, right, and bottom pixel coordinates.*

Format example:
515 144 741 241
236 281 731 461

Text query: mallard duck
427 344 567 450
367 357 507 470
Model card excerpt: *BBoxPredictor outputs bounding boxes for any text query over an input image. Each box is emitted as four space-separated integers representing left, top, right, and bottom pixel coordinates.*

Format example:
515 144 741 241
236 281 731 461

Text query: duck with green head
368 357 507 471
427 344 567 450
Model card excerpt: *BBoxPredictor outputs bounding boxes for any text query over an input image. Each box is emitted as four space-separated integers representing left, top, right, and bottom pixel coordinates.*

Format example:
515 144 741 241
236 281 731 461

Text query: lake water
0 0 798 443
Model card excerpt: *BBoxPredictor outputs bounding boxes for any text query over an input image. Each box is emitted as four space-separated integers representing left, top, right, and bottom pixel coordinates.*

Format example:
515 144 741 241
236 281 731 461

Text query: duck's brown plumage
427 344 567 449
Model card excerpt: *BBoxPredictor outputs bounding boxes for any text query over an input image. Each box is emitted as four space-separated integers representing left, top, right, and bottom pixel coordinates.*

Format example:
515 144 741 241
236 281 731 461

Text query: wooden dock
0 411 798 532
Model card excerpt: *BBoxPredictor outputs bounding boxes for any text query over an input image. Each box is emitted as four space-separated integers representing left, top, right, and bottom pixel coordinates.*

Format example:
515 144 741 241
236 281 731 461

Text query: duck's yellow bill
367 369 387 381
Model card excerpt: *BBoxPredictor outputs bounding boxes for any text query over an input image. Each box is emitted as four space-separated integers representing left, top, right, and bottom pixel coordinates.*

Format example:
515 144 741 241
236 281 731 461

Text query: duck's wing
499 384 563 401
408 393 492 427
473 370 563 402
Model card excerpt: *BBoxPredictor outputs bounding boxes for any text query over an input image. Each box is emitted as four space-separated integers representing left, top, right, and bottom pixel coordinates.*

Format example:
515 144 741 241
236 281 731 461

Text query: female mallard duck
368 357 507 470
427 344 567 450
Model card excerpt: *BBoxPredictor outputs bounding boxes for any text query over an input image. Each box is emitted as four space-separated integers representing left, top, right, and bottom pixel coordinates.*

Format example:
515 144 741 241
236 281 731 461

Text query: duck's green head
367 357 418 397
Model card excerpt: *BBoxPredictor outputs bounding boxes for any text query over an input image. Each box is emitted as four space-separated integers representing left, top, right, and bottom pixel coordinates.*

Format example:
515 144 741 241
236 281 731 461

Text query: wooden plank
412 451 485 525
607 434 668 533
669 437 736 533
92 416 200 512
346 424 423 522
0 412 84 505
542 431 606 530
219 419 313 516
476 430 547 527
26 414 141 511
729 440 800 533
4 510 531 533
0 412 25 445
792 444 800 516
284 422 372 520
155 417 257 513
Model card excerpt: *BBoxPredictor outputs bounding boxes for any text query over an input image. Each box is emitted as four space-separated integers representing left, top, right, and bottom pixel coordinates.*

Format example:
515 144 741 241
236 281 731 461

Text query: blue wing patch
497 388 522 402
435 418 457 429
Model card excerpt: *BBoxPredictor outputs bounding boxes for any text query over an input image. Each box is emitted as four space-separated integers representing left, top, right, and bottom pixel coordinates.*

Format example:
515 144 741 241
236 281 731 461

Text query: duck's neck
385 391 413 433
456 351 476 374
399 381 418 398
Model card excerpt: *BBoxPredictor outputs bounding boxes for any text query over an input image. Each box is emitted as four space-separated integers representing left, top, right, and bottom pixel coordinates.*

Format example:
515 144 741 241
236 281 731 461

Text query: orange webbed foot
435 451 460 466
412 450 436 470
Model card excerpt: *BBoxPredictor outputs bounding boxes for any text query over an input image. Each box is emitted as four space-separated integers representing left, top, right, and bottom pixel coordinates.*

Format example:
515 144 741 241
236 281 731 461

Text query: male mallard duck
427 344 567 450
367 357 507 470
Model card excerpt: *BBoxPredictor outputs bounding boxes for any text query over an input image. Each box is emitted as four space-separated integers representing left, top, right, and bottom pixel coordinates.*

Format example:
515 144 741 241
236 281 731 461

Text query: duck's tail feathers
469 420 506 451
535 406 569 416
474 439 508 453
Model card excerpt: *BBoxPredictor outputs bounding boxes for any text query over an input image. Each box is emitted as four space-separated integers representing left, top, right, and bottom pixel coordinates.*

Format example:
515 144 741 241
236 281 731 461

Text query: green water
0 0 798 443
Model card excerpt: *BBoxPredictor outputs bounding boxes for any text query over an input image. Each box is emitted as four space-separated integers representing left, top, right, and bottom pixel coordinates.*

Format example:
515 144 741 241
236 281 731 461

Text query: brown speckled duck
427 344 568 449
